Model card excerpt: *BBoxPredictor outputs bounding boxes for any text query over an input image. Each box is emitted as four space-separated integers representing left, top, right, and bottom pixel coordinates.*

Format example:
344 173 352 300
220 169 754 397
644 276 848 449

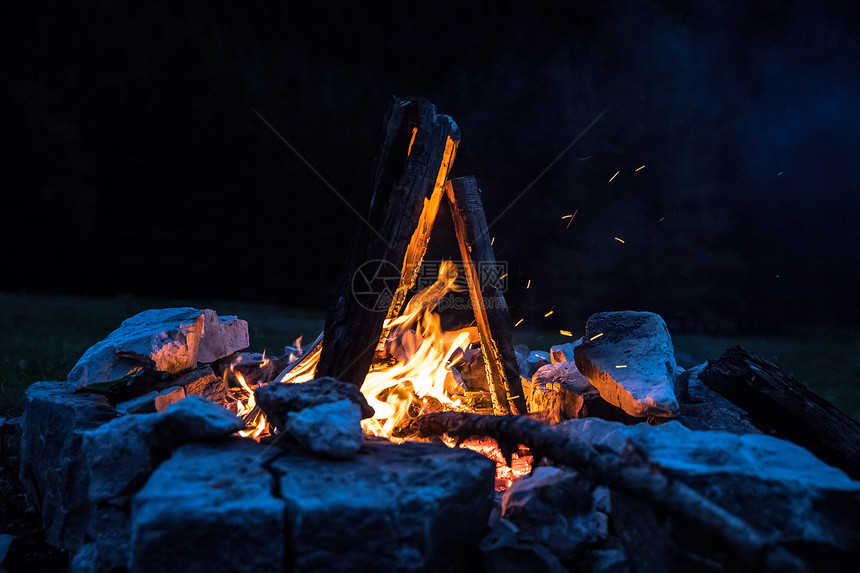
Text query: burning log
446 176 527 415
316 97 460 386
698 346 860 480
405 411 807 573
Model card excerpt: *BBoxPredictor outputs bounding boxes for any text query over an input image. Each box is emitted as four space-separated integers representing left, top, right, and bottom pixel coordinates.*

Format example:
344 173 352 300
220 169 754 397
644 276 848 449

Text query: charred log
698 346 860 480
316 97 460 387
446 176 527 415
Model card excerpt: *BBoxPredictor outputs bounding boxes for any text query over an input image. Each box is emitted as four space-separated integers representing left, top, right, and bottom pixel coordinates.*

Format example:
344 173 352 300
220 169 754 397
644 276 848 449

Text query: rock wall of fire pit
19 381 496 573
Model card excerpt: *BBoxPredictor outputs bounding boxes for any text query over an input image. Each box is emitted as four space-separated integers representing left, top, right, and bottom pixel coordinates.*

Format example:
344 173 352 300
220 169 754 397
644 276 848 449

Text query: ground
0 291 858 570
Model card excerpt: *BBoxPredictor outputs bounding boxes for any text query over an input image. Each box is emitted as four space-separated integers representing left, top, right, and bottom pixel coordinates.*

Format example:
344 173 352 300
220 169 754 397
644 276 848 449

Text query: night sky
2 0 858 333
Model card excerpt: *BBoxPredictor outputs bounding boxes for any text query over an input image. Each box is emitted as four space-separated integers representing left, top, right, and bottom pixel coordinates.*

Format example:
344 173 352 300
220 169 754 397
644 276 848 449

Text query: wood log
272 331 323 383
698 346 860 480
446 176 527 415
405 411 806 573
316 98 460 386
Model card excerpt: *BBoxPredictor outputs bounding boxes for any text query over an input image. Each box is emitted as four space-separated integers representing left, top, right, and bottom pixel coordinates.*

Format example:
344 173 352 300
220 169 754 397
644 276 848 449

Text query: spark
615 365 627 369
499 273 508 280
562 215 574 220
589 332 604 341
526 279 531 289
614 237 625 243
515 318 524 327
609 171 619 182
564 209 579 228
544 310 554 318
560 330 573 337
635 165 645 172
491 237 495 246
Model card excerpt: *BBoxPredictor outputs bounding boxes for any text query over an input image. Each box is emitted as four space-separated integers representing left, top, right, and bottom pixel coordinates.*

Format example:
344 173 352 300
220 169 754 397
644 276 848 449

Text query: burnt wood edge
698 345 860 480
316 97 459 386
446 176 527 415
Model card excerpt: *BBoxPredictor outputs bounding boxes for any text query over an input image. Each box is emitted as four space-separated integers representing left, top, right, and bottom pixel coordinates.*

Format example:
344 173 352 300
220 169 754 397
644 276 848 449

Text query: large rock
19 381 118 551
272 437 495 572
553 419 860 565
197 310 249 363
68 308 206 389
517 350 551 379
82 396 244 503
574 311 679 418
285 399 364 459
130 440 285 573
501 466 608 559
254 376 374 432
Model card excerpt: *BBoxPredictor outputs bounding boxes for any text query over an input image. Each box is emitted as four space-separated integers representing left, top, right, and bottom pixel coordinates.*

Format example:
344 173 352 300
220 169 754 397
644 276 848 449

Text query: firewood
446 176 528 415
316 98 460 386
698 346 860 480
404 411 807 573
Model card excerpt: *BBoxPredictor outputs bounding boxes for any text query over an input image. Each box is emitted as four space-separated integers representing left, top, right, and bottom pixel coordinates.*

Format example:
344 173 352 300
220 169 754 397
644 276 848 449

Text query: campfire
16 98 860 573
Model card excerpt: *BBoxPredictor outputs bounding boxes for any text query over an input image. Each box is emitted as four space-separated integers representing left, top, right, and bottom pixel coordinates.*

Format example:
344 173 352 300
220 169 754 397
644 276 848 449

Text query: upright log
446 177 528 415
316 98 460 386
699 346 860 480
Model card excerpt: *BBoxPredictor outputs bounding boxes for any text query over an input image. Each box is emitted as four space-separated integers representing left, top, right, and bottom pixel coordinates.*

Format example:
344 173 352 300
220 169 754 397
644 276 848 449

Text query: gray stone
550 339 581 363
522 363 599 420
481 519 568 573
574 311 679 418
553 418 860 557
518 350 551 379
533 362 599 398
68 307 206 389
153 386 185 412
674 364 760 434
0 533 13 564
197 309 250 363
70 504 130 573
130 440 285 573
285 399 364 458
174 364 226 404
502 466 608 559
83 396 244 503
589 548 631 573
115 390 159 414
19 381 118 551
272 437 495 572
255 376 374 432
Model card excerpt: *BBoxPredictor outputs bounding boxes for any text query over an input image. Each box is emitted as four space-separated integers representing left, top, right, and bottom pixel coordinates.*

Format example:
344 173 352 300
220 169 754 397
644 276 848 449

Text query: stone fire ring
20 381 496 573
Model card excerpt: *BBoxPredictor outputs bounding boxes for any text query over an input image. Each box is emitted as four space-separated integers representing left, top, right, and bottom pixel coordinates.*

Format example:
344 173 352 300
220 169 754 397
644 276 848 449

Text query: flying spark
635 165 645 172
526 279 531 289
590 333 604 341
560 330 573 337
614 237 625 243
515 318 524 327
609 171 619 182
544 310 554 318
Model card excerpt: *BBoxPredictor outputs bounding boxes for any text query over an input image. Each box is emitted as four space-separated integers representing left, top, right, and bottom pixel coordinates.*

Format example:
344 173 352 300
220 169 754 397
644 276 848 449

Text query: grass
1 292 858 420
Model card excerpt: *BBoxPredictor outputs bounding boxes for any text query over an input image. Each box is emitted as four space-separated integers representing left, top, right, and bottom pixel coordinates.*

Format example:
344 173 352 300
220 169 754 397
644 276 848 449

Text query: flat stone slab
130 440 285 573
574 311 679 418
553 418 860 555
68 307 206 389
272 437 496 572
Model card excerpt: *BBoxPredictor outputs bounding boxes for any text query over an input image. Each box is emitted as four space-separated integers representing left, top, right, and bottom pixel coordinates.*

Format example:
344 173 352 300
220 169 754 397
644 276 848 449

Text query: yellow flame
276 260 477 437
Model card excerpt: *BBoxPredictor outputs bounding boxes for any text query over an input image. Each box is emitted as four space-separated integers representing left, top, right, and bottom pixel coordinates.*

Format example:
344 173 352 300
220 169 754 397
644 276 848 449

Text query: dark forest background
2 0 858 335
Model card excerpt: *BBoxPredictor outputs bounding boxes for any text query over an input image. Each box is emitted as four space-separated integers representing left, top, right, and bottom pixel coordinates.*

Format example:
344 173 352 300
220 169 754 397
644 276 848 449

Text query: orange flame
276 260 477 437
